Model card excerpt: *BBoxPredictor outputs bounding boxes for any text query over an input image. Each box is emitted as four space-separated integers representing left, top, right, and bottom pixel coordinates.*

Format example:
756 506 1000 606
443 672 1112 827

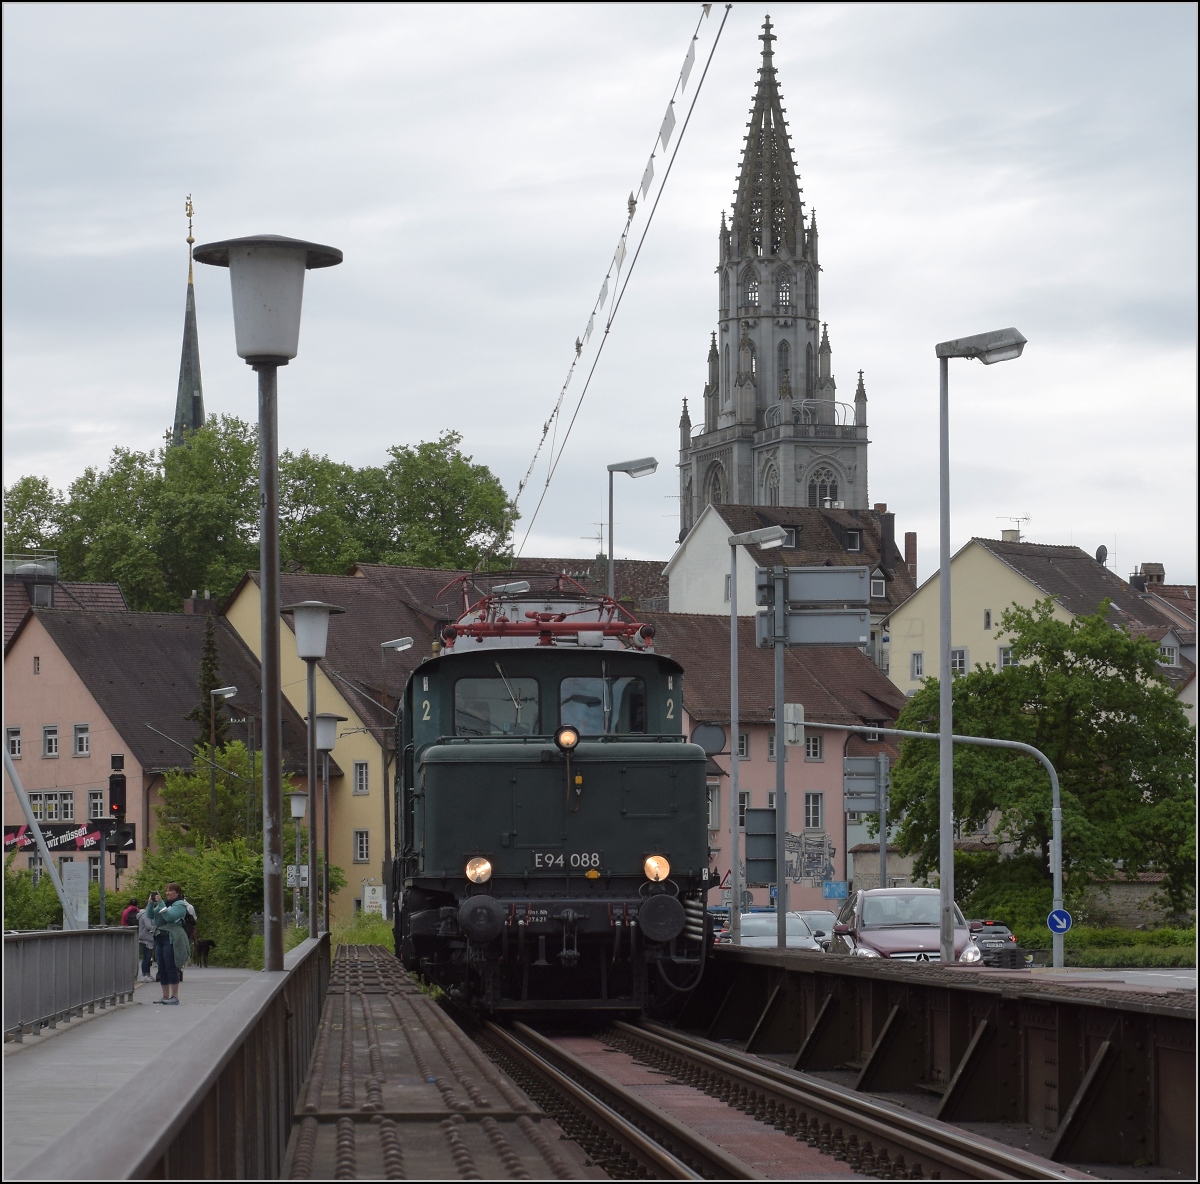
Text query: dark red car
831 887 981 964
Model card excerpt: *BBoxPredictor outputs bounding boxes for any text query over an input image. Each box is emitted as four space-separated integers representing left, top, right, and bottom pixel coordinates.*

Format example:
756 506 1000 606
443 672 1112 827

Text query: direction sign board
843 756 880 812
757 608 871 648
286 865 310 888
822 881 848 899
743 807 777 886
785 566 870 605
1047 908 1073 934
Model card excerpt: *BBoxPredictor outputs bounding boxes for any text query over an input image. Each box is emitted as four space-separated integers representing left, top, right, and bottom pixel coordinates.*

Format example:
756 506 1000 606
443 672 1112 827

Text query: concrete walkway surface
2 966 255 1177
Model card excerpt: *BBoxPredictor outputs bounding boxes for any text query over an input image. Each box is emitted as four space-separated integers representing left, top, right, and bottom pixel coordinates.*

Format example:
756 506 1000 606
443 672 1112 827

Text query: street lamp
933 327 1026 964
195 229 342 973
282 600 345 940
286 790 308 929
209 686 237 837
725 525 788 944
606 457 658 598
315 712 347 933
380 637 414 918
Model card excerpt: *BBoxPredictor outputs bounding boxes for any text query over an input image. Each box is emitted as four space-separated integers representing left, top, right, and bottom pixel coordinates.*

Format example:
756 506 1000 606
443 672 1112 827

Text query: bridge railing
16 932 330 1181
4 927 138 1042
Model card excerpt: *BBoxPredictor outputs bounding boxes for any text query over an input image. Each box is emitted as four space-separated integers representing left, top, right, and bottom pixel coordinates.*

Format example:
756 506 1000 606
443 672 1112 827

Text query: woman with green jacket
145 882 190 1004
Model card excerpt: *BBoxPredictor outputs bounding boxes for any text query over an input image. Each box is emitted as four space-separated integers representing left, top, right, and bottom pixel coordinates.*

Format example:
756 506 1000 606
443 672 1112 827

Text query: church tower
171 195 205 447
678 16 870 540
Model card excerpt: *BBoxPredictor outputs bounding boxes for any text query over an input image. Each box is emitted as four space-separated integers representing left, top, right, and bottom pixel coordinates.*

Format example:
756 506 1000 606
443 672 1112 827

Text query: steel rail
623 1020 1085 1182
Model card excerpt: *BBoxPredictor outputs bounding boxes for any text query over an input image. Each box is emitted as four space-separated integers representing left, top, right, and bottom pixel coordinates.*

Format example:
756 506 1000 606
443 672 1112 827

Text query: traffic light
108 772 127 819
755 567 774 607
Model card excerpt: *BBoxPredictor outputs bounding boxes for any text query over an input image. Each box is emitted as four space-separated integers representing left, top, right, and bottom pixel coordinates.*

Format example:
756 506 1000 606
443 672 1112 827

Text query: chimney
904 532 917 580
1141 562 1165 586
879 511 895 574
183 591 218 615
1129 572 1147 593
1001 529 1021 543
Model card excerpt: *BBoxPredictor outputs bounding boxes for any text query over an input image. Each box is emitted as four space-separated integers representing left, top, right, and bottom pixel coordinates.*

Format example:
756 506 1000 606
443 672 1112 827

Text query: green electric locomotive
392 573 712 1011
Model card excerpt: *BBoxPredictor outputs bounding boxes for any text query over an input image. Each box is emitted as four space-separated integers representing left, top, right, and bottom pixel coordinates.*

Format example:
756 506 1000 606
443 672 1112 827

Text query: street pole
381 658 392 920
774 564 788 950
306 657 318 939
294 814 302 928
209 698 217 838
878 752 889 890
607 469 615 598
258 361 285 972
728 542 742 944
322 751 331 934
938 353 955 965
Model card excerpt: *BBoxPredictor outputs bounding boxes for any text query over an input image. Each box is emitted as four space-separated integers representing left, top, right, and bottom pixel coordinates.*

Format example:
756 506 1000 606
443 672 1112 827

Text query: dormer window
846 530 861 552
1160 645 1178 666
782 528 797 548
871 574 886 598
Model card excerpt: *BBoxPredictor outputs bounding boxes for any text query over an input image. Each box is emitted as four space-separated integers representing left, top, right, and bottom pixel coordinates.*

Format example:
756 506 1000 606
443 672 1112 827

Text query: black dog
195 938 217 968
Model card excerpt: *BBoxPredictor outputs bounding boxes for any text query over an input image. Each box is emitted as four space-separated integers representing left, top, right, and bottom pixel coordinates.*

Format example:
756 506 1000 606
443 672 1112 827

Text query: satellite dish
690 724 727 755
1095 545 1108 567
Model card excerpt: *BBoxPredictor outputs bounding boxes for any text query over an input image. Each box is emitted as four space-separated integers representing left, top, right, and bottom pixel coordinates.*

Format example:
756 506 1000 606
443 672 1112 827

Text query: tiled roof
4 577 127 647
515 557 669 610
708 505 916 609
640 611 907 726
30 608 314 775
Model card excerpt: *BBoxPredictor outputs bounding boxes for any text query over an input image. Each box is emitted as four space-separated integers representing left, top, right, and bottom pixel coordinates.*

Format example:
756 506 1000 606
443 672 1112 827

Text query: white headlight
465 857 492 884
853 946 882 958
959 944 982 963
643 855 670 882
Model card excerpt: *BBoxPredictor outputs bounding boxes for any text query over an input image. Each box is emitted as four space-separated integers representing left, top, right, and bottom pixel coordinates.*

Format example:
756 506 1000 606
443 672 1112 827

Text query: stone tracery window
708 465 725 506
805 269 815 313
777 341 790 398
807 467 838 508
776 270 792 307
763 466 780 505
721 272 729 312
747 277 759 306
805 342 815 400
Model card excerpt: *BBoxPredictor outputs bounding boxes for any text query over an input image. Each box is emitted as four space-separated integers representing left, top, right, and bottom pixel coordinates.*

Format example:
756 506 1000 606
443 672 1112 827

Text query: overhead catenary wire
514 4 733 556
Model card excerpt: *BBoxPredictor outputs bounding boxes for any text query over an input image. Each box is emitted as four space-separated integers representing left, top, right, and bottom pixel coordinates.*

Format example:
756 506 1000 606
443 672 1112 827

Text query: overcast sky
4 3 1196 584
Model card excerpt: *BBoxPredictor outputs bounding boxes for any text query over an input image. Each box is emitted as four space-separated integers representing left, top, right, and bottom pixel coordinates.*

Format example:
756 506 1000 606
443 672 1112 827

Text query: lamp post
208 686 237 837
933 327 1026 964
194 232 343 971
380 637 414 916
725 525 788 944
606 457 658 598
315 712 347 933
283 601 345 940
286 790 308 928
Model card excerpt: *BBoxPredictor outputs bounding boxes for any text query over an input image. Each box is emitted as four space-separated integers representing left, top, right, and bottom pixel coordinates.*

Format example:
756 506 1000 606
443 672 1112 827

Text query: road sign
286 865 310 888
744 807 776 886
843 756 881 812
1047 908 1073 934
770 885 777 900
718 868 731 890
785 566 870 605
822 881 848 899
757 607 871 648
783 702 804 746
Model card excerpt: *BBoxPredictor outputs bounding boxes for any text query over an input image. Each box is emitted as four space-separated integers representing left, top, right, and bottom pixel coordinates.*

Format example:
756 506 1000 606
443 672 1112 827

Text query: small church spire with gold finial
171 194 205 447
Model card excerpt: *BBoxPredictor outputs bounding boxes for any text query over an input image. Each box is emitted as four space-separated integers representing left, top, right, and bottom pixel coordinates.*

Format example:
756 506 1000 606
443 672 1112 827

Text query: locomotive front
393 575 712 1011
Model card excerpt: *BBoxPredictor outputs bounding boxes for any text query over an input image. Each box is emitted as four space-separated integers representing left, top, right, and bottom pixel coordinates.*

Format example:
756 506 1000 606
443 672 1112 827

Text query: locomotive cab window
454 677 539 736
559 677 646 734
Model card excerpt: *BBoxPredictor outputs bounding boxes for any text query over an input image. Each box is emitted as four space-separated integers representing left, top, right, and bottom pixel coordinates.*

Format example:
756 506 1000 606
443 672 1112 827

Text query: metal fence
15 932 330 1181
4 927 137 1042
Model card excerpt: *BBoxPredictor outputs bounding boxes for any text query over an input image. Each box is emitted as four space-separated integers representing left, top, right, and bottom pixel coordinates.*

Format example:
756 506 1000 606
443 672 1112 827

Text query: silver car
734 912 822 950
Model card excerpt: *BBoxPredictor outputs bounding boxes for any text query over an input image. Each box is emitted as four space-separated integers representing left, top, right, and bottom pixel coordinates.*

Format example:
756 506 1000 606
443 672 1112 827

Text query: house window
782 528 797 548
353 830 370 863
767 790 776 811
33 656 40 675
6 728 20 758
738 791 749 829
706 783 720 829
353 762 369 795
74 724 90 756
42 725 58 757
30 792 64 821
767 732 786 761
1160 645 1178 666
737 733 749 758
846 811 861 823
805 734 823 761
724 574 731 603
871 577 886 598
88 856 101 883
951 648 968 674
804 792 823 830
983 609 992 630
866 726 880 742
846 531 861 552
58 792 74 821
911 652 924 679
998 647 1015 669
89 791 106 819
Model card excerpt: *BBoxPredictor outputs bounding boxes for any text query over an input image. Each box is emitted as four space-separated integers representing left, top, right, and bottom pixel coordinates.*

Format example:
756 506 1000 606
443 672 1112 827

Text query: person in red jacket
120 899 140 927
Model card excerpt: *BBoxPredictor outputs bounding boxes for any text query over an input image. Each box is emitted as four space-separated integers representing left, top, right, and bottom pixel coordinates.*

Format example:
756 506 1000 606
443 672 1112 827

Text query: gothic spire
731 15 803 257
171 195 205 448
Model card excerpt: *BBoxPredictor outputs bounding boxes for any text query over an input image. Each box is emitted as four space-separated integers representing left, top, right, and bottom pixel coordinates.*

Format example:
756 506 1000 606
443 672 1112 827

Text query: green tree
184 613 231 750
890 600 1196 920
156 741 262 850
378 431 516 569
3 475 63 553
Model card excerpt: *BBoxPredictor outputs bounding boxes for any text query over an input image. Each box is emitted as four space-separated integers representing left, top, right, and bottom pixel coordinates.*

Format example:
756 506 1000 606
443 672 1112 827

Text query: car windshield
799 911 836 932
739 914 813 938
861 893 967 928
975 922 1011 935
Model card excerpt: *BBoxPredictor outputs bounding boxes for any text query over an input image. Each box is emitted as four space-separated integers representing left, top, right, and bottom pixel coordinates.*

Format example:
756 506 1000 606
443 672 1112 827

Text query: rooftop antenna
996 514 1031 541
585 523 605 555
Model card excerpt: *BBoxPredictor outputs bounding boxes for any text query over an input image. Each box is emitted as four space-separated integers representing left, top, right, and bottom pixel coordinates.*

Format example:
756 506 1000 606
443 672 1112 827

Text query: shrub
331 912 394 953
1065 946 1196 968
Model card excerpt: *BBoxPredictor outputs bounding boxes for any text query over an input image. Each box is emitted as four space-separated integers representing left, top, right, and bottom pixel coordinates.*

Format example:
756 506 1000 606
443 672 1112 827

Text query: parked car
968 918 1019 965
793 909 838 951
831 888 982 963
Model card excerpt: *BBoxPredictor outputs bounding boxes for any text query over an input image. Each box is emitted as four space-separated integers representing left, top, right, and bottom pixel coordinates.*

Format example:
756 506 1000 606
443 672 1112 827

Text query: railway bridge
4 931 1195 1179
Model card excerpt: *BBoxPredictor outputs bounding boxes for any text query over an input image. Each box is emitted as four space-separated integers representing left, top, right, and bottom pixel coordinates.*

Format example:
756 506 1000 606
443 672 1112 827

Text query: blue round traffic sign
1047 908 1073 934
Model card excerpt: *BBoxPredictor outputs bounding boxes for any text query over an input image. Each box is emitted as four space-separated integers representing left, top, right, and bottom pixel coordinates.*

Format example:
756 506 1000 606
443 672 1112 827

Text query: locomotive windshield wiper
494 661 526 725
